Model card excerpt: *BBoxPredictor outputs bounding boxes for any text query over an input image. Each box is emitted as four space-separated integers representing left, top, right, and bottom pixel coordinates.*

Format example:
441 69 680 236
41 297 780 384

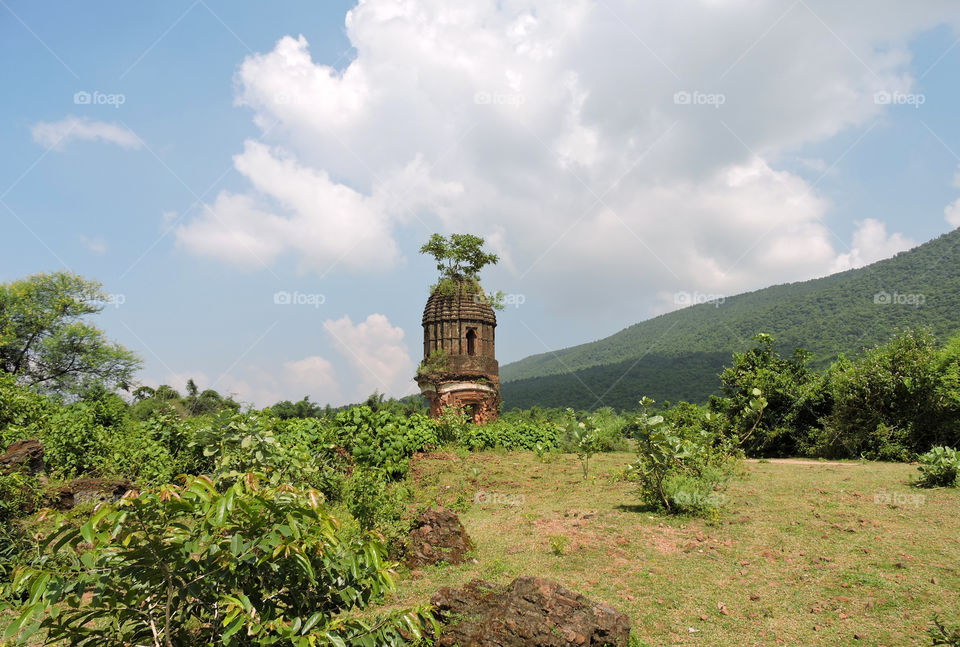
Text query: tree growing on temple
418 233 501 305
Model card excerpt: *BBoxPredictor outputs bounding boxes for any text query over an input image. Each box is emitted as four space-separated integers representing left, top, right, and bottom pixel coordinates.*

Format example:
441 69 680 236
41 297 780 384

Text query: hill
501 228 960 410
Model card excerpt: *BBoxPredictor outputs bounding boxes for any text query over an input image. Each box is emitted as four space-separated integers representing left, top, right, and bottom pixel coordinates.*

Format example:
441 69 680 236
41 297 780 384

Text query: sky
2 0 960 408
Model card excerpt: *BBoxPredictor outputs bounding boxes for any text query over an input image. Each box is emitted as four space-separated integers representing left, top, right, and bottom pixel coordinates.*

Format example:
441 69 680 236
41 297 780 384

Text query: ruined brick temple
415 288 501 424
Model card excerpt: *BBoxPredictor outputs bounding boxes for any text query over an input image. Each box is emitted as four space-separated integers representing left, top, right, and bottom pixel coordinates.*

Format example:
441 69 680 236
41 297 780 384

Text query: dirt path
745 458 858 467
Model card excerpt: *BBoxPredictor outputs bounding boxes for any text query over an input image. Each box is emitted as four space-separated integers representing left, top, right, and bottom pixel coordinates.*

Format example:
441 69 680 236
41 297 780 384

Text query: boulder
46 478 135 510
431 576 631 647
406 507 474 568
0 439 45 475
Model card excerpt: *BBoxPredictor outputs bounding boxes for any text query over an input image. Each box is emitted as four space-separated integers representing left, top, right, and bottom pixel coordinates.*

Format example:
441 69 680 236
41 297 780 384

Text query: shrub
0 471 42 524
631 397 740 515
3 475 434 646
334 407 438 479
916 446 960 488
827 330 959 458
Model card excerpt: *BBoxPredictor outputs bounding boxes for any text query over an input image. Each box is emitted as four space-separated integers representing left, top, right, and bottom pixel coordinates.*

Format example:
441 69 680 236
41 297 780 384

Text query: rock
430 576 631 647
46 478 135 510
0 439 45 475
406 507 474 568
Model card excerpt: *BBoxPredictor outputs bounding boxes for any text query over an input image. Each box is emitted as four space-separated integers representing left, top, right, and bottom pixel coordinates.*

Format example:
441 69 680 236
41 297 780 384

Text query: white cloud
946 198 960 229
175 142 460 272
78 234 107 255
148 356 343 409
831 218 916 272
143 314 414 408
31 116 141 150
323 313 416 401
175 0 954 317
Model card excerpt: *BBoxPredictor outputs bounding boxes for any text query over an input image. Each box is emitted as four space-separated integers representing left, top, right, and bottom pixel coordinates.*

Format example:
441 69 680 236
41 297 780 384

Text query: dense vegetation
1 263 958 645
502 228 960 409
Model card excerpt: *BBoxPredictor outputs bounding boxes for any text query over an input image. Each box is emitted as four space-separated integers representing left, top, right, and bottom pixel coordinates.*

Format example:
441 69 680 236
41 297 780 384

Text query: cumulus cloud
946 199 960 229
150 355 342 409
830 219 916 273
175 0 956 316
141 313 415 407
31 116 141 150
323 313 416 401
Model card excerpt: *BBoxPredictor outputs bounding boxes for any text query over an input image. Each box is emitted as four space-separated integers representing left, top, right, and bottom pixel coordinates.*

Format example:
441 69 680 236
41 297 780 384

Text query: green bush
0 471 42 524
630 397 740 516
827 330 960 458
916 446 960 488
2 475 434 646
333 406 438 478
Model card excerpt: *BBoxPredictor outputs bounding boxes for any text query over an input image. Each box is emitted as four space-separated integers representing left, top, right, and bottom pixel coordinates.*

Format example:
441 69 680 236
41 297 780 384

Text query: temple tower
415 287 500 423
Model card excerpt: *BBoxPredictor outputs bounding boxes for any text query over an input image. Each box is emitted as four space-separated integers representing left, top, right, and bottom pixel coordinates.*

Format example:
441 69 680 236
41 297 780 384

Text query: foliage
332 406 438 479
548 536 569 556
191 412 335 492
930 615 960 646
630 397 739 515
501 228 960 410
267 395 327 420
417 348 449 375
2 475 434 646
916 446 960 488
0 471 42 524
826 329 960 459
459 417 562 452
0 271 141 397
714 333 822 457
571 423 601 479
130 382 239 422
419 233 499 284
344 467 413 543
0 372 52 448
434 405 469 445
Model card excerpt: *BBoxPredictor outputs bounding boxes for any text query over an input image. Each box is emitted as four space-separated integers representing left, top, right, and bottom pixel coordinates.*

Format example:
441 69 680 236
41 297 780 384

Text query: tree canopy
0 271 141 397
419 233 499 283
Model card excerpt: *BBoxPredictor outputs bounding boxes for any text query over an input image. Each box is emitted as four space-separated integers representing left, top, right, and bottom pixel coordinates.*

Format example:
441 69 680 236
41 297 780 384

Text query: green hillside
501 228 960 410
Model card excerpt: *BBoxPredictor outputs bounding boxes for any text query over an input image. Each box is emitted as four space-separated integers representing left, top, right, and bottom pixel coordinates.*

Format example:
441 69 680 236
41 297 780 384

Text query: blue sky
2 1 960 406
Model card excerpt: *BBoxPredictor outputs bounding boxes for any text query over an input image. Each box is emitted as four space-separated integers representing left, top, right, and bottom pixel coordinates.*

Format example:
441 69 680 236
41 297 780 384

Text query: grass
376 450 959 646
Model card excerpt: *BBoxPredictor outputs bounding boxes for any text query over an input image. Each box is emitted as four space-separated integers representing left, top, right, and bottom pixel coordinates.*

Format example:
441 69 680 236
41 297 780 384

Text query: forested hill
501 228 960 410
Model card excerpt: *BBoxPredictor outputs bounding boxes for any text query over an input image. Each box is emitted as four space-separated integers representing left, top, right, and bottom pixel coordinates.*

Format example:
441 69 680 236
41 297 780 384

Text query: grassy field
381 450 959 646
